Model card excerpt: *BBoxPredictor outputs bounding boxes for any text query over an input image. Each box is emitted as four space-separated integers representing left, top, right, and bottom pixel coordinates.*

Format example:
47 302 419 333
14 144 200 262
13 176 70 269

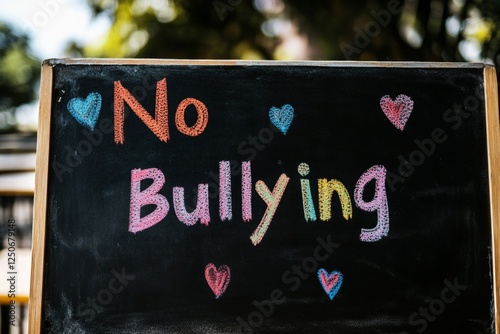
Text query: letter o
76 140 93 157
365 21 381 37
33 12 49 27
208 182 218 198
142 76 157 90
175 98 208 137
258 128 274 144
247 311 264 327
429 299 445 315
97 289 113 305
409 150 425 166
132 86 148 102
464 96 479 112
302 256 318 273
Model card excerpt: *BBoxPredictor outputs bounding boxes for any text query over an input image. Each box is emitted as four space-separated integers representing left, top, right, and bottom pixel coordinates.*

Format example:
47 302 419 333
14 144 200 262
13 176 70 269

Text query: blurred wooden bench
0 133 35 334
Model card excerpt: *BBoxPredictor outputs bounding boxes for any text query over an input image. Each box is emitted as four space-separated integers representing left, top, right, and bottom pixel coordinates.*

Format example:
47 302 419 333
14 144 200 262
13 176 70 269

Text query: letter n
318 179 353 221
114 78 169 143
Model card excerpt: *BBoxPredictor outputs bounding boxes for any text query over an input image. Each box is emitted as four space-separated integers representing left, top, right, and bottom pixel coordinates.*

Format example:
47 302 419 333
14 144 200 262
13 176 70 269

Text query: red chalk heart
318 269 343 300
380 94 414 131
205 263 231 299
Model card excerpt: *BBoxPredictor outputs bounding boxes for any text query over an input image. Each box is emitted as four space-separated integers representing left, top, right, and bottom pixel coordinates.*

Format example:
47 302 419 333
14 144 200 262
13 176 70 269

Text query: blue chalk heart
269 104 294 135
67 92 102 131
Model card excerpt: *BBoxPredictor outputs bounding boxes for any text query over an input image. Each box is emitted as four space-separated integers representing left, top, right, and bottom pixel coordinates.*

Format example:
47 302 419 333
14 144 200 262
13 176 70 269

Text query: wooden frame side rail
29 64 53 334
485 65 500 333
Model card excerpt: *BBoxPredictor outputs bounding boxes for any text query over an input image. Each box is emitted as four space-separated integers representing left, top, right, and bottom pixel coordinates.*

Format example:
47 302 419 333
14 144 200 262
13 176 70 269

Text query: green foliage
1 0 498 133
79 0 499 67
0 23 39 132
0 24 39 109
82 0 270 59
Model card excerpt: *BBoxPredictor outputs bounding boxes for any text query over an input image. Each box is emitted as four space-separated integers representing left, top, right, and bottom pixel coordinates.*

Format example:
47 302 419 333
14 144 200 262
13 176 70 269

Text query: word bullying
129 161 389 245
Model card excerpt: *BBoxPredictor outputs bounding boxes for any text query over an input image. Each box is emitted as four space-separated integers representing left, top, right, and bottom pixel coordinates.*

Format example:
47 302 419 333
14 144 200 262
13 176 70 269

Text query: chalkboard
30 60 500 334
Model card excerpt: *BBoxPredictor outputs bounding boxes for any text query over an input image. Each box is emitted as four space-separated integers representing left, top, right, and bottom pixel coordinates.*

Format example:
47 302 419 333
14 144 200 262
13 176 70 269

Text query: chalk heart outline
67 92 102 131
269 104 294 135
317 269 343 300
204 263 231 299
380 94 414 131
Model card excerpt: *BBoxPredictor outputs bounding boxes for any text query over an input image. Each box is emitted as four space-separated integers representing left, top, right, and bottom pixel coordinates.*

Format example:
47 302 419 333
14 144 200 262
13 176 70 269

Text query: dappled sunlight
0 0 498 129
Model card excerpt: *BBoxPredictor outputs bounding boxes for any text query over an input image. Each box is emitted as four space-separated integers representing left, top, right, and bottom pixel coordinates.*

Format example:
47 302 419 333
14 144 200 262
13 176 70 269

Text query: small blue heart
269 104 294 135
67 92 102 131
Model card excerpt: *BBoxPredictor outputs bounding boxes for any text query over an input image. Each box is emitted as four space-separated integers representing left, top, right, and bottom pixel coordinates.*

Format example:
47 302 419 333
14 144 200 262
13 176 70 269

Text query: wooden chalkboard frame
29 59 500 333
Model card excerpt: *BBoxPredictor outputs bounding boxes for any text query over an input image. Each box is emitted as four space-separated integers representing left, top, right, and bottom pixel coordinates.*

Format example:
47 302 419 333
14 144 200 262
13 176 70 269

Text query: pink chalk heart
380 94 414 131
205 263 231 299
317 269 343 300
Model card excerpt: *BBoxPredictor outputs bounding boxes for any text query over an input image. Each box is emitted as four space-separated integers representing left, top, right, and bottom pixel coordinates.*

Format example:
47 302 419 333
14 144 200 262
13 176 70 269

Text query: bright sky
1 0 110 59
0 0 111 129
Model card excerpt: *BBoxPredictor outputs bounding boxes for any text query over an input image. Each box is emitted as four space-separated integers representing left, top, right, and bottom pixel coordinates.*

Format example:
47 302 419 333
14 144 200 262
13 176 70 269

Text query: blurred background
0 0 499 332
1 0 500 133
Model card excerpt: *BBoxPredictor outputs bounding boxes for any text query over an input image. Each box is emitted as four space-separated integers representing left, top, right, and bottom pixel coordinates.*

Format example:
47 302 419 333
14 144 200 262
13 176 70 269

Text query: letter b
129 168 169 233
414 138 435 156
253 299 274 318
39 0 60 17
370 9 391 27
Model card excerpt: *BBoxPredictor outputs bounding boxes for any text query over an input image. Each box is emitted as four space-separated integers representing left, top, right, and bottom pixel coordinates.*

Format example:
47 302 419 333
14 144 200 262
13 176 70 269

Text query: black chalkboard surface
30 60 500 334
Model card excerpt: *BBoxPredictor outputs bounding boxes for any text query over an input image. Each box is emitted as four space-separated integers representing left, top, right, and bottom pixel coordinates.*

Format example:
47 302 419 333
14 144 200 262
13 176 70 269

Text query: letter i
298 163 317 222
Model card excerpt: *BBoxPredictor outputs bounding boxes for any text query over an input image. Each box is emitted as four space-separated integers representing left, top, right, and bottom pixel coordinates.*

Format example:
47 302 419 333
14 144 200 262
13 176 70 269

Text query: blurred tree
73 0 272 59
74 0 499 69
0 23 39 133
